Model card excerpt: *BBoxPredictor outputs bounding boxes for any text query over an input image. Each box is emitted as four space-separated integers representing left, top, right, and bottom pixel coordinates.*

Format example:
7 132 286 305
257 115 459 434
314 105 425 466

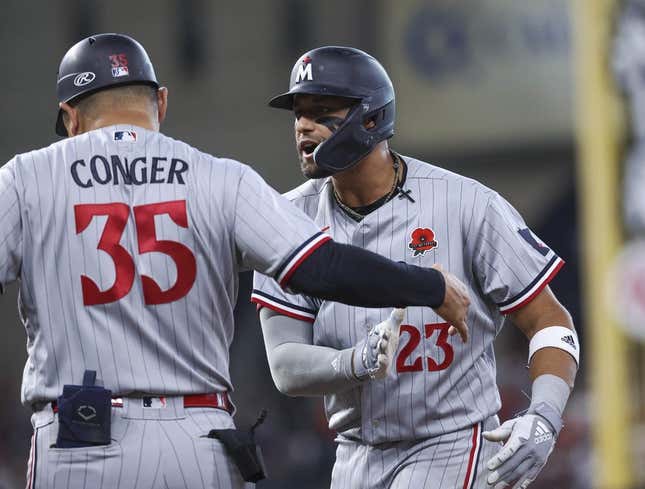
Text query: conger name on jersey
70 154 189 188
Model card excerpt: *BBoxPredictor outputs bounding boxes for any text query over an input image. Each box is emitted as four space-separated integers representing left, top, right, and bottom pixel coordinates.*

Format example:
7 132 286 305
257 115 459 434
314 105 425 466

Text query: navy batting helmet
55 33 159 137
269 46 395 174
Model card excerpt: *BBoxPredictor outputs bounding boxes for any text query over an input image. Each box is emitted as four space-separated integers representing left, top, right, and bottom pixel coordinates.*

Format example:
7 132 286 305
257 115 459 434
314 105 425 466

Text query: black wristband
287 241 445 308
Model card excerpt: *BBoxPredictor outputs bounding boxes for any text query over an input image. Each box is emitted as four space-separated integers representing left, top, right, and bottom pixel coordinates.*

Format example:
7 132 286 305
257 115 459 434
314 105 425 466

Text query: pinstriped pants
330 416 500 489
26 398 253 489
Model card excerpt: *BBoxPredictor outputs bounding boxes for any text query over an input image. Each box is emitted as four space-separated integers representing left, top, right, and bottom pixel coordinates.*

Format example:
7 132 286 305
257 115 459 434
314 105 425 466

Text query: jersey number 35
74 199 196 306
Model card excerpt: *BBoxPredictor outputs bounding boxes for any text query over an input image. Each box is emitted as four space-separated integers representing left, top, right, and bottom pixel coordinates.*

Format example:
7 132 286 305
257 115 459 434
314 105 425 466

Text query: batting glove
352 308 405 380
482 403 563 489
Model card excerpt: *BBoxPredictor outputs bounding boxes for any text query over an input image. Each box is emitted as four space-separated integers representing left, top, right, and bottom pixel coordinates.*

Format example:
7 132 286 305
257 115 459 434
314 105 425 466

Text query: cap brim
268 85 362 111
268 92 294 110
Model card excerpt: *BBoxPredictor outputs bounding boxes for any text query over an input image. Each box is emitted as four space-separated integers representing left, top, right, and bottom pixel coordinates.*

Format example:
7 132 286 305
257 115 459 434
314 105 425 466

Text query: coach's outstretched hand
431 264 470 342
353 308 406 380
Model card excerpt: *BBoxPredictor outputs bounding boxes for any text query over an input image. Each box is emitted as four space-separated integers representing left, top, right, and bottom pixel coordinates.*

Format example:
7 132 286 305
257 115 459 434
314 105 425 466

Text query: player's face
293 94 354 179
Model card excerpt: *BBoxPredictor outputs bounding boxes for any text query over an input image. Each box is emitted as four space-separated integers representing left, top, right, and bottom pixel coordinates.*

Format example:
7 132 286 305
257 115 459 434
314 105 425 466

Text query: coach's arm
286 242 470 341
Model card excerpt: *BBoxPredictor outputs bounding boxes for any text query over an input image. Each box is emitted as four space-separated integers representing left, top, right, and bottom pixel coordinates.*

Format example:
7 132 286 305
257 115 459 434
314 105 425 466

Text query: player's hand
431 264 470 342
352 308 406 380
482 412 559 489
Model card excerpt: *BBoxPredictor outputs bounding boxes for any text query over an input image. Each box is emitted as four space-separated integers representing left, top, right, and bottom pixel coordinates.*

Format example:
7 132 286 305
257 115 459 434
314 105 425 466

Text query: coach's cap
55 33 159 137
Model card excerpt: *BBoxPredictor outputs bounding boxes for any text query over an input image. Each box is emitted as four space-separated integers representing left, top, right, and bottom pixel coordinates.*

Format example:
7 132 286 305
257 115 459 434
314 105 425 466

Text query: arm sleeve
259 307 360 397
471 192 564 315
286 240 446 308
252 239 447 314
0 159 22 290
233 165 330 276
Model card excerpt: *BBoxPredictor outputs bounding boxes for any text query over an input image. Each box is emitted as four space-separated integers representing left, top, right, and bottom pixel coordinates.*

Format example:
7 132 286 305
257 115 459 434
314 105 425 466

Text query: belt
51 392 232 414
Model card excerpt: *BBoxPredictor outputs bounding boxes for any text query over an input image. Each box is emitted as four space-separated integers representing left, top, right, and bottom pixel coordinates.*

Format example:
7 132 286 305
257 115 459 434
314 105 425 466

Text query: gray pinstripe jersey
0 124 327 406
252 156 563 444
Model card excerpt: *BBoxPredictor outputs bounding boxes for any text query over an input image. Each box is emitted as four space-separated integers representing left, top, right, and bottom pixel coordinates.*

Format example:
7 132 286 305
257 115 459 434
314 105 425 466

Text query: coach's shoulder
10 138 65 169
170 138 248 178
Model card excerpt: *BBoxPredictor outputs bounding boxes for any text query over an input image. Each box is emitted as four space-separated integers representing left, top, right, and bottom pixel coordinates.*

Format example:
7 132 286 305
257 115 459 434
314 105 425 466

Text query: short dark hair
62 84 158 125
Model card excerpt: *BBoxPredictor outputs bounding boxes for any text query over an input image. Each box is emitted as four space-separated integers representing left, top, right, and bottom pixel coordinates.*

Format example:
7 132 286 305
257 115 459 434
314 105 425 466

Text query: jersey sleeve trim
275 232 332 288
250 290 316 323
498 255 565 315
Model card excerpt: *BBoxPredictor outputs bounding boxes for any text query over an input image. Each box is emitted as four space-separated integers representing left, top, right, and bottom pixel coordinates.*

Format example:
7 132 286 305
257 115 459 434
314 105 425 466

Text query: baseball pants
26 396 253 489
330 416 500 489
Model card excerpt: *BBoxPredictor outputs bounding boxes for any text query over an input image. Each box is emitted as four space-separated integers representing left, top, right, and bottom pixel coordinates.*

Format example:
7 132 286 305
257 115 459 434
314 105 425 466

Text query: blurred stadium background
0 0 644 488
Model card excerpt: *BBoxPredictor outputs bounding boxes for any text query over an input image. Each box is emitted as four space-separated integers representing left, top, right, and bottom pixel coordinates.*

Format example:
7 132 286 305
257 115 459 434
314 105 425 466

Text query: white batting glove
483 403 562 489
352 308 405 380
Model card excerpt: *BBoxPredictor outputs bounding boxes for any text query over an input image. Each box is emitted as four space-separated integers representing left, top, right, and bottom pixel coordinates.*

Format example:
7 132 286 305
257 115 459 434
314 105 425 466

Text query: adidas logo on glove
534 420 553 444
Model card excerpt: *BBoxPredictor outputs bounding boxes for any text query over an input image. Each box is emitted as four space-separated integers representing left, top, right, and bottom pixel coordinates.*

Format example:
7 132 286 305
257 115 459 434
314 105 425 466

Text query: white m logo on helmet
295 63 313 83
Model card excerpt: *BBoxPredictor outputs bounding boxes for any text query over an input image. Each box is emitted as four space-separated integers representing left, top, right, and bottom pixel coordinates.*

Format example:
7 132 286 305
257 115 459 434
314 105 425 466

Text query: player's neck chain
332 152 405 221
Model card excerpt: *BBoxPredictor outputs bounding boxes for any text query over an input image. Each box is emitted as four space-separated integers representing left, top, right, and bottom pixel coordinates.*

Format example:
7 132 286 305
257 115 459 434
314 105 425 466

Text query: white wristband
528 326 580 366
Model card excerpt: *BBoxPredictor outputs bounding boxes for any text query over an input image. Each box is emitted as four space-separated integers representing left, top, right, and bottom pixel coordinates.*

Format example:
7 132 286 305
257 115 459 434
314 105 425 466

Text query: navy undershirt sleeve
287 241 445 308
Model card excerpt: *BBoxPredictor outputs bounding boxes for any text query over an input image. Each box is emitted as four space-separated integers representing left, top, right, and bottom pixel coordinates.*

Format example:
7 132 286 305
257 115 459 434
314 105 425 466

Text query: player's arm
467 190 580 488
260 307 404 396
510 286 578 388
483 286 579 488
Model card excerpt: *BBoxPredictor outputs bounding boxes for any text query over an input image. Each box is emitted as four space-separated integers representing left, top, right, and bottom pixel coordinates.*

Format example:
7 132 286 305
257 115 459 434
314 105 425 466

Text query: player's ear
157 87 168 125
59 102 80 137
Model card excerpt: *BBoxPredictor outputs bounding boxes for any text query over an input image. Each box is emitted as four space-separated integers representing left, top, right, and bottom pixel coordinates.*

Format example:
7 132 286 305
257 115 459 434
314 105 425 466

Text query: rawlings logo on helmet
73 72 96 87
408 228 438 256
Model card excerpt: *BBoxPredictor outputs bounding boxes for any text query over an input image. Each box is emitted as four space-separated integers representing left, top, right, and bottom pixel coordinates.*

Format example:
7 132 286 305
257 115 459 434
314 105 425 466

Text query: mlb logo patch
112 66 129 77
109 53 129 78
114 130 137 142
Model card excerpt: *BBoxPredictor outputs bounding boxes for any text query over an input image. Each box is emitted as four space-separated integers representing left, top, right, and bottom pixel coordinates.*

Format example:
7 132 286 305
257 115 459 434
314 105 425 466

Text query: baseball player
253 46 580 489
5 35 472 489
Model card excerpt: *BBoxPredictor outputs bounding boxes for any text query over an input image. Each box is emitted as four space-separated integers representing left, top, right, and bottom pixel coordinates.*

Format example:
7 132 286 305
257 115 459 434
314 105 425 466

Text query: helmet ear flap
364 105 390 130
313 99 395 173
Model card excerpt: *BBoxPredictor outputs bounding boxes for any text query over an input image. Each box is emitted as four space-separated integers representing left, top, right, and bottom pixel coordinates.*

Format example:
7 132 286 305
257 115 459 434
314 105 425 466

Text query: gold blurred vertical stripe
571 0 634 487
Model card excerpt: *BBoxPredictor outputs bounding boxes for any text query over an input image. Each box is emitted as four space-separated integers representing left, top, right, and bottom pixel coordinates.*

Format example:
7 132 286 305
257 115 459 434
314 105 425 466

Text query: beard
300 161 335 179
298 153 335 179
